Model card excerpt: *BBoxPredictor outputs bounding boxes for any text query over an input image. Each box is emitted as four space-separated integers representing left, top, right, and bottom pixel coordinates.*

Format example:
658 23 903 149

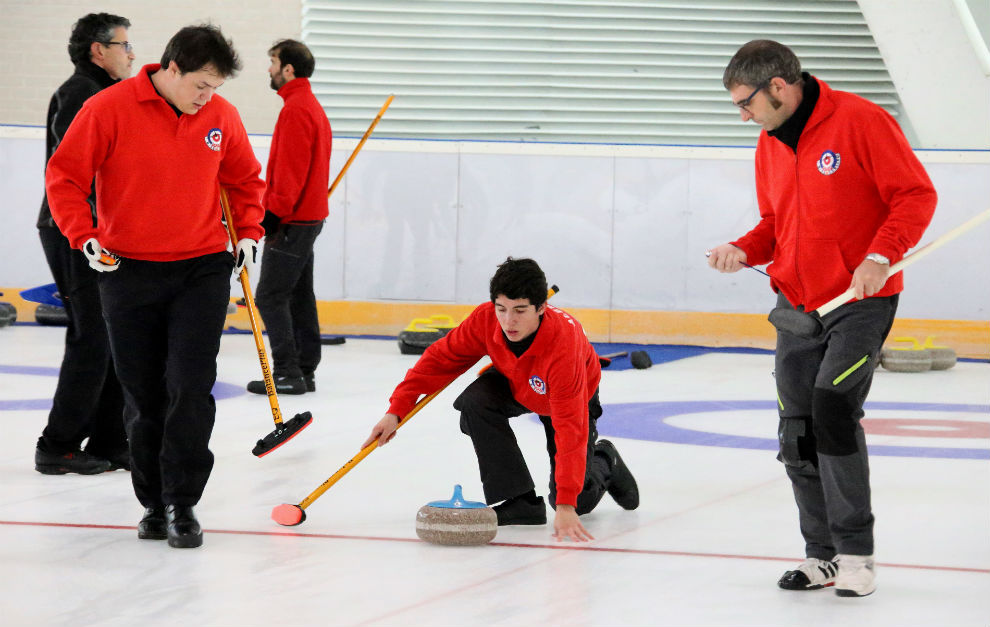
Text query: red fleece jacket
46 64 265 260
264 77 332 222
387 302 602 507
732 78 937 311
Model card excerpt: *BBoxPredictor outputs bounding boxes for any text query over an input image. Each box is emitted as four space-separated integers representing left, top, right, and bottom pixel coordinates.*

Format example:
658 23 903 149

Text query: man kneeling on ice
364 257 639 542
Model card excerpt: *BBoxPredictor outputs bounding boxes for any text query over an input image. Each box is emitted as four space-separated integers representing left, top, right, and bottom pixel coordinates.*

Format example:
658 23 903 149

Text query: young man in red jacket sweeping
707 40 936 596
247 39 332 396
363 257 639 542
45 25 266 549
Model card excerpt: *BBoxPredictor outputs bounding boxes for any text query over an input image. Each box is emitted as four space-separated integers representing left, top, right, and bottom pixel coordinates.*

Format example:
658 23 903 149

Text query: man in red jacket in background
363 257 639 542
247 39 332 396
46 25 266 549
707 40 936 596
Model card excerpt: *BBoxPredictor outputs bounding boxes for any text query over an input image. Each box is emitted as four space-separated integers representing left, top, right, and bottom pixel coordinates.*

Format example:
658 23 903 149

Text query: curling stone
0 302 16 327
35 303 69 326
415 484 497 546
880 337 932 372
921 336 957 371
928 347 957 370
226 301 238 315
630 350 652 370
397 314 460 354
880 348 932 372
398 318 443 355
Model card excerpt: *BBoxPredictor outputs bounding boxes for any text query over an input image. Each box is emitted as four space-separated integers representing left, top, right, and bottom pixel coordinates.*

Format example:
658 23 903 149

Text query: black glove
261 211 281 236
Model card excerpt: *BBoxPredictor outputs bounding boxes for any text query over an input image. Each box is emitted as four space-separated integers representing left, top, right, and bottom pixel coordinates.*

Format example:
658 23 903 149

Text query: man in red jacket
247 39 332 396
707 40 936 596
46 25 266 549
363 258 639 542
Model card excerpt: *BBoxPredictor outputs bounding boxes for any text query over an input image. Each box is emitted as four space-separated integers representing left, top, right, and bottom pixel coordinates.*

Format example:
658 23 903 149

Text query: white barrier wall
2 128 989 321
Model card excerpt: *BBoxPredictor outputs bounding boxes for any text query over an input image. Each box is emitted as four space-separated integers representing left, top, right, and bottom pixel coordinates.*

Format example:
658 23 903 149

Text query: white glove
82 237 120 272
233 238 258 276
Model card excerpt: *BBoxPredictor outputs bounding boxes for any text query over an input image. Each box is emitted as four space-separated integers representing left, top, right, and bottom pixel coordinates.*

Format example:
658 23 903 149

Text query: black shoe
87 447 130 471
165 505 203 548
246 376 306 395
105 448 131 471
138 506 167 540
35 446 111 475
302 372 316 392
494 494 547 526
595 439 639 510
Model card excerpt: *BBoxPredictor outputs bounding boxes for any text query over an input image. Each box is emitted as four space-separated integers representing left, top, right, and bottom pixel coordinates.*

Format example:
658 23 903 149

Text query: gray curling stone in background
0 301 17 327
398 315 459 355
880 348 932 373
35 303 69 326
928 347 957 370
416 484 497 546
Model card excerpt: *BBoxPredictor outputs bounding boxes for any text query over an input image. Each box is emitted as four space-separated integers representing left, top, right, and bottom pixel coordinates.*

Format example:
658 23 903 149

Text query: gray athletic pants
774 292 897 559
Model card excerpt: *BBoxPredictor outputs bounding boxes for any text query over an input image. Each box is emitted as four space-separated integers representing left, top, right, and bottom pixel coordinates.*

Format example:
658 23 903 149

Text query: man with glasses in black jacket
34 12 135 476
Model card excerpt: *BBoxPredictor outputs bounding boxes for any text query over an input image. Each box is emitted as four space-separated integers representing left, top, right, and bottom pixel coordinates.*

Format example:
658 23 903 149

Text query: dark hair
160 24 242 77
723 39 802 90
489 257 548 308
67 12 131 66
268 39 316 79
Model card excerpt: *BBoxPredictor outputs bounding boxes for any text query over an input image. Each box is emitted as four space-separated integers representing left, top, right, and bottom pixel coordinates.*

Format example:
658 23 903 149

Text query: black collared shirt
767 72 820 153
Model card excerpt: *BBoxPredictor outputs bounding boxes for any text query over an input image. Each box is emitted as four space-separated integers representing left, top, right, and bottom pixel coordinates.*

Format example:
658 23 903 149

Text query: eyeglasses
734 82 767 111
103 41 134 53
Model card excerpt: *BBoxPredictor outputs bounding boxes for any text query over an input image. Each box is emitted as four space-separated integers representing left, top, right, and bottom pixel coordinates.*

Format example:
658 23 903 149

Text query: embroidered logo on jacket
205 128 223 152
816 150 840 175
528 375 547 395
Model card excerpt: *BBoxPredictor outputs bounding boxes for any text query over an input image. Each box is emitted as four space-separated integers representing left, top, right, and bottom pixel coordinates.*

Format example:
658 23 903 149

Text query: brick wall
0 0 302 134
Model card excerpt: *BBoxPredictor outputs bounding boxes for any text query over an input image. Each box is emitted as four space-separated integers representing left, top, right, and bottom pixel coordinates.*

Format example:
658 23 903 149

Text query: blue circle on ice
427 484 487 509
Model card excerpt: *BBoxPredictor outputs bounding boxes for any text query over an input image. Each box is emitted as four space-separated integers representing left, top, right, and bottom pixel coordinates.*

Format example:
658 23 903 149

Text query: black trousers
454 369 610 513
98 252 233 507
774 292 898 558
255 222 323 379
37 227 125 456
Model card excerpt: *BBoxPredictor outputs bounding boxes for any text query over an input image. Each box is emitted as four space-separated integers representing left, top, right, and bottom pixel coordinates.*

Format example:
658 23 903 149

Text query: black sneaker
303 372 316 392
494 494 547 526
246 376 306 395
595 439 639 510
35 447 111 475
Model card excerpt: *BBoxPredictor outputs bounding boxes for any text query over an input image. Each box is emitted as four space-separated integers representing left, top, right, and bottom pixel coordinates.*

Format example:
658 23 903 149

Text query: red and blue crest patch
528 375 547 395
205 127 223 152
816 149 840 175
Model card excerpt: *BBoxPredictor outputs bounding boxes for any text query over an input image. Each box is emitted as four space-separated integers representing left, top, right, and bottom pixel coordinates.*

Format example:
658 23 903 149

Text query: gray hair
723 40 802 90
68 13 131 65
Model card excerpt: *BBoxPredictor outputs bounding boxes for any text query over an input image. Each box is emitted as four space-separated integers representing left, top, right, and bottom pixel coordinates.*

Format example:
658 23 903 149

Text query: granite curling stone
928 347 957 370
398 318 443 355
0 301 16 327
415 484 497 546
920 336 957 371
35 303 69 326
880 347 932 373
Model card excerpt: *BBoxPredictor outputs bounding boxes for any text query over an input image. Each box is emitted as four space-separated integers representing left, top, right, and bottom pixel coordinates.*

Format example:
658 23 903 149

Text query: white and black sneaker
834 554 877 597
778 557 838 590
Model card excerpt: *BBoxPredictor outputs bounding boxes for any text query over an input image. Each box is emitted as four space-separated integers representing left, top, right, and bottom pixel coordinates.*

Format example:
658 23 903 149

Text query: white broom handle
817 207 990 317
